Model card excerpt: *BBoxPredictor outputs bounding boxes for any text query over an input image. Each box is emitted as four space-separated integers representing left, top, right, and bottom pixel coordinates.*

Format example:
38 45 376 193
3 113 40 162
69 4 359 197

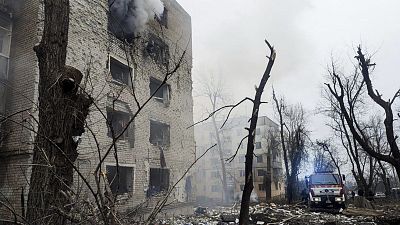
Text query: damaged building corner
0 0 195 220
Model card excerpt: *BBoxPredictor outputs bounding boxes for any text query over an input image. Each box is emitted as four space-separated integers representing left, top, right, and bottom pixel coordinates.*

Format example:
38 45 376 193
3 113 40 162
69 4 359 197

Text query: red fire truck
305 172 347 209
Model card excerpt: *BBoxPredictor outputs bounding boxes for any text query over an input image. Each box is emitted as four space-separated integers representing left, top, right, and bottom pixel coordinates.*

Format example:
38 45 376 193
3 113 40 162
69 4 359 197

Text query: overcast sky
177 0 400 140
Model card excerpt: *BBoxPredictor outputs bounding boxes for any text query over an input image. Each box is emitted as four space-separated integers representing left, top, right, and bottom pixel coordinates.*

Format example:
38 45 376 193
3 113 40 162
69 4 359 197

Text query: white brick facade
0 0 195 217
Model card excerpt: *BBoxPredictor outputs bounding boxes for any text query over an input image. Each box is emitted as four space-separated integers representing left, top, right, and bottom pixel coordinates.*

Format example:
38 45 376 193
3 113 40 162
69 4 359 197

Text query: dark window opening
109 57 132 86
240 185 244 191
106 165 134 195
256 155 263 163
150 78 170 103
149 120 170 146
156 7 168 28
258 184 265 191
257 169 266 177
107 109 134 147
148 168 170 195
255 142 262 149
146 34 169 65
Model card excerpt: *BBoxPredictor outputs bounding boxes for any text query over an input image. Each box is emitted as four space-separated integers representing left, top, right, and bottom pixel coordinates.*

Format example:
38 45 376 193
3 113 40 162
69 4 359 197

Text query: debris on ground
153 200 400 225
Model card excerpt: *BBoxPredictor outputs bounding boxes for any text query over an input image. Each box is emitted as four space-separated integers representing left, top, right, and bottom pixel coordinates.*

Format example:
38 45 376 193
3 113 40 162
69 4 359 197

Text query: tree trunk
26 1 92 224
211 99 229 203
238 41 275 225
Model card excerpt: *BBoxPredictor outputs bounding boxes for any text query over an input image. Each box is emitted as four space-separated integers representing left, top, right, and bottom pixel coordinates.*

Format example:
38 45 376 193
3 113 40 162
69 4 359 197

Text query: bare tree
273 90 308 204
324 47 400 185
197 76 230 203
237 40 275 225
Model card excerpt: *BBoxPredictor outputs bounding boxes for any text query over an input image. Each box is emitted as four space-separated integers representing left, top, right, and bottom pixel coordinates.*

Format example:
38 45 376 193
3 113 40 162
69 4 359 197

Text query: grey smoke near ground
109 0 164 37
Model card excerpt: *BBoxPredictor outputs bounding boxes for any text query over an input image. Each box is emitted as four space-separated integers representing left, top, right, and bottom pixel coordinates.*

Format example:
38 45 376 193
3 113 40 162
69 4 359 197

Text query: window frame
149 167 170 195
256 155 263 163
106 102 135 147
149 120 170 147
149 77 170 104
105 163 135 195
255 142 262 149
108 55 134 87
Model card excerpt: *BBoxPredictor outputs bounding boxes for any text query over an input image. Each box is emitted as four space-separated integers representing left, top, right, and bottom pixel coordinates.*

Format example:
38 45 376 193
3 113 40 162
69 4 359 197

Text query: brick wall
1 0 195 218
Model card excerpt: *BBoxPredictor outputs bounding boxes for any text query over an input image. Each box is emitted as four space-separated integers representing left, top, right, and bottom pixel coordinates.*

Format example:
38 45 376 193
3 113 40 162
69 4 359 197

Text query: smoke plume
109 0 164 37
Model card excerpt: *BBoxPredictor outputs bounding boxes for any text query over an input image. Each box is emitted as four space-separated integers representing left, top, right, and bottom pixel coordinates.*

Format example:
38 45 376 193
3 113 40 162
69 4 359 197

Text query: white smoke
109 0 164 37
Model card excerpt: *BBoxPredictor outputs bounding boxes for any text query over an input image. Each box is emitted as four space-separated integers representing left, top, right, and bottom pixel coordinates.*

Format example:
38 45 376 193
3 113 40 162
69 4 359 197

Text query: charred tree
26 1 92 224
238 40 275 225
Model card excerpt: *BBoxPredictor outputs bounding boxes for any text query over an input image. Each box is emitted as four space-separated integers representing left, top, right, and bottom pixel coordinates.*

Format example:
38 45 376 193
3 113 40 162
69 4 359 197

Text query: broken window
255 142 262 149
257 169 265 177
106 165 134 195
258 184 265 191
149 120 170 146
156 7 168 28
149 168 170 194
106 108 134 147
256 155 263 163
149 78 170 103
109 57 133 86
146 34 169 65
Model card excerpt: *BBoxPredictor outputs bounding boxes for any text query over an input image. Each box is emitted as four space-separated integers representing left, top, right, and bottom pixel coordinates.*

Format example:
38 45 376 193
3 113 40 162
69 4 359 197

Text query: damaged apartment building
194 116 285 204
0 0 195 215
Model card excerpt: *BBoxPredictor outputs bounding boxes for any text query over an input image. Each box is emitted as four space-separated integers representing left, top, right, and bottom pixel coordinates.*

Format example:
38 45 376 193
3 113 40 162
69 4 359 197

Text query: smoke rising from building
109 0 164 37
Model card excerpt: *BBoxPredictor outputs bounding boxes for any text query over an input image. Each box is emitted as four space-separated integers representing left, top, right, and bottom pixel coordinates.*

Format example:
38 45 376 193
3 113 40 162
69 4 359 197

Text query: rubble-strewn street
154 201 400 225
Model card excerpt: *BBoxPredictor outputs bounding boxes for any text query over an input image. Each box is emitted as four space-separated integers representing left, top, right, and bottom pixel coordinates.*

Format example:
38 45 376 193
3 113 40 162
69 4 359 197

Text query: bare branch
188 97 253 129
226 135 249 163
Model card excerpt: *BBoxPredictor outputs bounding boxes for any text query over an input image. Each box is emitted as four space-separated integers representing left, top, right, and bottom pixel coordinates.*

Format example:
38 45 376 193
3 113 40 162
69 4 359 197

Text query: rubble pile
153 202 400 225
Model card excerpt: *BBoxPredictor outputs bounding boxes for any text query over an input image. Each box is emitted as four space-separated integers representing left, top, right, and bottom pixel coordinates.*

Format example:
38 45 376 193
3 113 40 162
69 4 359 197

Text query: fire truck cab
305 172 346 209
